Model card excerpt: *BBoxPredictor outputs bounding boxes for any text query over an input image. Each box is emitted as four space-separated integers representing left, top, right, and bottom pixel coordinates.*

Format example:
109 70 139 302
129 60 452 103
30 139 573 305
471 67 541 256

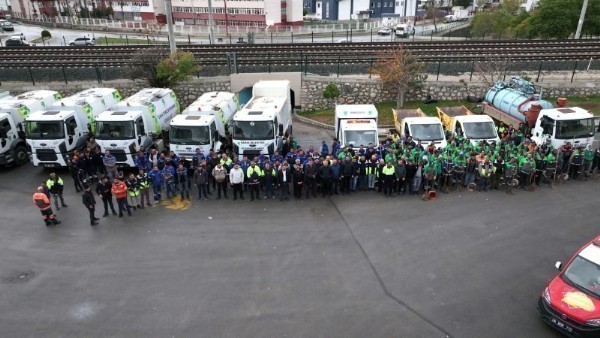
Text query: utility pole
208 0 215 44
164 0 177 53
574 0 588 39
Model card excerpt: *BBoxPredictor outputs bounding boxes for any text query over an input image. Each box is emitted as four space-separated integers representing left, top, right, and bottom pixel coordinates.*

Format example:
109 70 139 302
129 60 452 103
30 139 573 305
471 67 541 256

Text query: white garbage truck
0 90 62 166
335 104 379 149
393 108 447 149
26 88 122 168
232 80 292 158
94 88 180 167
169 91 238 158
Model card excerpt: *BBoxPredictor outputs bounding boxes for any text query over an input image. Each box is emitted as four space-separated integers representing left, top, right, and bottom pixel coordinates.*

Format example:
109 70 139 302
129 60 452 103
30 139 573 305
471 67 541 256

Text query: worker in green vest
381 161 396 197
47 172 68 210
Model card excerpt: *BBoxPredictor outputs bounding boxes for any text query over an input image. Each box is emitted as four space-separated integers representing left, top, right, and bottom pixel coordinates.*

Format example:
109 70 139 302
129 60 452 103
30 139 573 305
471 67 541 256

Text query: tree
523 0 600 39
371 47 426 109
470 0 525 38
322 83 341 107
130 46 199 88
474 56 510 88
41 30 52 39
425 3 439 32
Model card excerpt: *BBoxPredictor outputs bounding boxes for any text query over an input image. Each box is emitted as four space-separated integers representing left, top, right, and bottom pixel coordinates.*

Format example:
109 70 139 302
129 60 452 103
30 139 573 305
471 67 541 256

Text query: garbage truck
393 108 447 148
232 80 292 157
0 90 62 166
335 104 379 149
26 88 122 168
95 88 180 167
482 77 596 149
437 106 499 146
169 91 238 158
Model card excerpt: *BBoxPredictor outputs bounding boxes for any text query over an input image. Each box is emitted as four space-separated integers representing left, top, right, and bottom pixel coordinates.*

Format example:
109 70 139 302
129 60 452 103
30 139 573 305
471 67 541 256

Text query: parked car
1 22 14 31
68 37 96 46
5 38 34 47
537 234 600 337
377 27 392 36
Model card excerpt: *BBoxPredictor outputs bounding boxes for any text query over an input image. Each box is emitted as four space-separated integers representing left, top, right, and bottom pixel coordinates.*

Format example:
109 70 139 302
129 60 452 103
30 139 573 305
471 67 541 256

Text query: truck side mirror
278 124 283 136
555 261 562 271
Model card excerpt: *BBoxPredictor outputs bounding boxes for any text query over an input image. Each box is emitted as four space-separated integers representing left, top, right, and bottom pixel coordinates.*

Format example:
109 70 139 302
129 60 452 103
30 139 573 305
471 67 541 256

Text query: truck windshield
462 121 498 140
410 124 445 141
95 121 135 139
344 130 377 147
555 118 595 139
25 121 64 139
562 255 600 298
233 121 274 140
170 126 210 145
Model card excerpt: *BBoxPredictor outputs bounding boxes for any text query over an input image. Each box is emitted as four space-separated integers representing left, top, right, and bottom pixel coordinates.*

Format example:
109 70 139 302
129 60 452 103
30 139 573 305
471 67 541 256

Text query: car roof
579 236 600 265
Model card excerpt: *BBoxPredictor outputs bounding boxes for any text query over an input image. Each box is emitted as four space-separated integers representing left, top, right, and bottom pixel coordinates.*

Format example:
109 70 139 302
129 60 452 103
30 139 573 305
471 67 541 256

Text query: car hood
548 277 600 324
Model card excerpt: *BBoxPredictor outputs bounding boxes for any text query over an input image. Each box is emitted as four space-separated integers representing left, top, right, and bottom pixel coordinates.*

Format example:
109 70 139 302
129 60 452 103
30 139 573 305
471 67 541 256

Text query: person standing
247 162 262 201
125 173 141 210
212 162 228 199
304 158 317 199
176 163 190 200
277 162 291 201
382 161 396 197
103 150 119 180
68 151 84 192
148 165 163 202
137 169 153 207
33 186 61 226
262 162 276 199
46 172 68 210
292 163 304 199
111 177 131 217
162 163 176 199
82 184 99 226
229 163 245 201
319 159 333 197
96 176 117 217
194 164 209 201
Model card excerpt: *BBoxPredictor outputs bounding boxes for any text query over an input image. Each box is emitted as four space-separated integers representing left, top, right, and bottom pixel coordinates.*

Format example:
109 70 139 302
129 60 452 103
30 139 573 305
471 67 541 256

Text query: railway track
1 40 598 67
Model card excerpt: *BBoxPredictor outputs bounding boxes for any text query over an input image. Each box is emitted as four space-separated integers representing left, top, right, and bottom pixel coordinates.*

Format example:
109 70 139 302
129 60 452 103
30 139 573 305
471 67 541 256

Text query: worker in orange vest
33 186 61 226
111 176 131 217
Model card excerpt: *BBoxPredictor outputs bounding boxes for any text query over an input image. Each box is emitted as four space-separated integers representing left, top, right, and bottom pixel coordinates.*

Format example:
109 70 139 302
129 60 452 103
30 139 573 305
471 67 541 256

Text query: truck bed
436 106 473 118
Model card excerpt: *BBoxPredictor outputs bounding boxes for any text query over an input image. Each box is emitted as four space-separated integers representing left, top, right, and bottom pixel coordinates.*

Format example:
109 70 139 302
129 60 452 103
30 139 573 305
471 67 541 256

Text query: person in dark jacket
96 176 117 217
82 184 99 226
303 158 318 199
193 165 209 200
262 162 277 199
405 160 417 194
292 163 303 199
394 159 407 195
277 162 292 201
330 159 341 195
46 172 68 210
340 156 354 194
318 160 333 197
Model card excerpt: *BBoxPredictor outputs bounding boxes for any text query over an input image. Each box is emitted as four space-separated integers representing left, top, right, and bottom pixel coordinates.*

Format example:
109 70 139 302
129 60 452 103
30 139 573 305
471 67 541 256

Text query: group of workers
32 125 600 227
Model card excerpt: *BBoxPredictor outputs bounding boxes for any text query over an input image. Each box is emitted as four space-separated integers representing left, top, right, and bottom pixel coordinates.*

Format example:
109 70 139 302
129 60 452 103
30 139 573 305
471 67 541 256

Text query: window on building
325 2 329 17
383 2 387 6
377 2 380 7
370 2 374 7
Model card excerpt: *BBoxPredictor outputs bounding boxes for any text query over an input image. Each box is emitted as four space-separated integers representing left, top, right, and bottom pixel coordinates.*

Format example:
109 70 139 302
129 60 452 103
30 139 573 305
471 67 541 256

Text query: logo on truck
149 103 161 134
82 103 96 133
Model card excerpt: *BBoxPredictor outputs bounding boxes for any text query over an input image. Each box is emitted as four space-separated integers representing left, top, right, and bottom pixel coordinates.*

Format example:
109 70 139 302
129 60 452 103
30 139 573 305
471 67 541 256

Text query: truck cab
400 117 447 149
232 81 292 158
395 23 415 38
532 107 596 149
335 104 379 149
95 88 180 167
26 88 121 167
170 91 238 158
437 106 499 146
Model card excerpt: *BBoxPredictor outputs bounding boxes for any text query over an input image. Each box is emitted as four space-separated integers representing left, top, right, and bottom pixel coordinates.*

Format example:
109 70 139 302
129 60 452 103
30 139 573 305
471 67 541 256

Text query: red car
538 234 600 337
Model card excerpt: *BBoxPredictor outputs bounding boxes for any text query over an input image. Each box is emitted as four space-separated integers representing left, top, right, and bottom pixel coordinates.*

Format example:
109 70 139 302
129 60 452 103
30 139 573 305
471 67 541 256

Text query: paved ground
0 122 598 337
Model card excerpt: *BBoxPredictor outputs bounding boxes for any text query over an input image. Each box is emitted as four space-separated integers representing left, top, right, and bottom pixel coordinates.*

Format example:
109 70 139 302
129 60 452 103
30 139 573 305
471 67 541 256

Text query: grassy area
299 100 478 126
30 37 48 43
299 96 600 126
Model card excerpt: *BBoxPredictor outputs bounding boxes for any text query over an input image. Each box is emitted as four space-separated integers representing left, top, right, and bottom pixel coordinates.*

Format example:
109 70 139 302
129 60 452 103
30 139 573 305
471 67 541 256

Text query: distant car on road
377 27 392 36
1 22 14 31
5 38 34 47
68 37 96 46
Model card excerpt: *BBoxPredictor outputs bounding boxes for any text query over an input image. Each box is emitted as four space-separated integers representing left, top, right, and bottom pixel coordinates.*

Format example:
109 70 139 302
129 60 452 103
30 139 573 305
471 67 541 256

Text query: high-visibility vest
247 166 263 178
33 192 51 210
46 177 63 190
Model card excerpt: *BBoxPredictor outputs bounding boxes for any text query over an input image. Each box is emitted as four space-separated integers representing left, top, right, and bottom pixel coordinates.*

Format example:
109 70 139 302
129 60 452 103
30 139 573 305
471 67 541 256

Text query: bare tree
371 46 426 109
474 56 511 88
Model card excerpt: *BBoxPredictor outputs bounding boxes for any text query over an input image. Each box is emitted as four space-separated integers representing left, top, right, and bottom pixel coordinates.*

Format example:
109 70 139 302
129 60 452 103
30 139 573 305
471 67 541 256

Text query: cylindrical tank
485 81 553 127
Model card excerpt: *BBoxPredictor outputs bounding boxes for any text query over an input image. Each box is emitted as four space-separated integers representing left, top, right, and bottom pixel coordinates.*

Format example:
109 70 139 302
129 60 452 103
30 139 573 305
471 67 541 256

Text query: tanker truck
94 88 180 168
0 90 62 166
26 88 122 168
437 106 500 146
169 91 238 158
482 77 595 149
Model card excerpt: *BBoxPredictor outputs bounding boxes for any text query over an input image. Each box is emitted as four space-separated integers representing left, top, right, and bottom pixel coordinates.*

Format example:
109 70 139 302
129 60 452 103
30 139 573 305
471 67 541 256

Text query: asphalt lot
0 122 598 337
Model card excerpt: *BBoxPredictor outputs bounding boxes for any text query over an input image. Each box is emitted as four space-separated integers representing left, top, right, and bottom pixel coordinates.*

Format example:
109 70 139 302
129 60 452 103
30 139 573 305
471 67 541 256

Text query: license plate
550 317 573 333
42 163 59 168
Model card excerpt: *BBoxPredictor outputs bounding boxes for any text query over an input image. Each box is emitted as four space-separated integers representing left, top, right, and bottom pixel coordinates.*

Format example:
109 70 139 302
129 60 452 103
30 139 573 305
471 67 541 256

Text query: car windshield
555 118 595 139
233 121 274 140
410 123 445 141
462 121 498 140
344 130 377 148
563 255 600 298
95 121 135 139
170 125 210 145
25 121 64 139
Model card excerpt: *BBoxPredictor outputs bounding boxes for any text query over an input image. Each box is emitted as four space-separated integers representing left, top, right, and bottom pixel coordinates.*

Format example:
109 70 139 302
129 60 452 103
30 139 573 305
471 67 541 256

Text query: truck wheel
13 145 28 165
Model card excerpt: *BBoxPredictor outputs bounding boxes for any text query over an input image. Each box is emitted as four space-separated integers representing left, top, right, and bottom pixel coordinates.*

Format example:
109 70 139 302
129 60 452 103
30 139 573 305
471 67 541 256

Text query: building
520 0 538 12
169 0 303 27
305 0 416 20
10 0 301 26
